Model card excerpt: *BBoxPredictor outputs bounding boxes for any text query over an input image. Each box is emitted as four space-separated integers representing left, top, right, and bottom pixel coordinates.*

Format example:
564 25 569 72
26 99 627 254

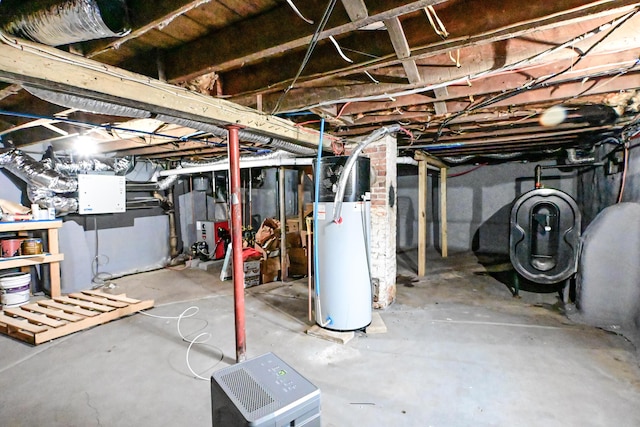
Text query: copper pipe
227 125 246 363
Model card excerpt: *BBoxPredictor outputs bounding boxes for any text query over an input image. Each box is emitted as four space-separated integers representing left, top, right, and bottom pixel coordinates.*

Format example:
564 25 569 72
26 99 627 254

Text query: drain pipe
228 125 246 363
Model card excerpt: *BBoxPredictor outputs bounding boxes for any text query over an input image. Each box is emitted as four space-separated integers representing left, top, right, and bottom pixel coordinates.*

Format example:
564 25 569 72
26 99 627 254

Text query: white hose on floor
139 306 224 381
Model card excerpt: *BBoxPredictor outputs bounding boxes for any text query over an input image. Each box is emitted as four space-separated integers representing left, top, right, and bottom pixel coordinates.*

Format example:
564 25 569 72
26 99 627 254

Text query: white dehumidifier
211 353 321 426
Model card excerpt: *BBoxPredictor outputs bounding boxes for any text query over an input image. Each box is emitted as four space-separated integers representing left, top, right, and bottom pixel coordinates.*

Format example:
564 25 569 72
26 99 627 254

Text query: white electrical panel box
78 174 126 214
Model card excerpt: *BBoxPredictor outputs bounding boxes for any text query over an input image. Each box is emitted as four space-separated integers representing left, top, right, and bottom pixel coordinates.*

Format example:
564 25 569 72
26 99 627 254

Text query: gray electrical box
211 352 321 427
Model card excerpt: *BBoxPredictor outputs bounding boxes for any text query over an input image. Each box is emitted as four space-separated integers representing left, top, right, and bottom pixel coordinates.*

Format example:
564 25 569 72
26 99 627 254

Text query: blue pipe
313 118 325 301
0 109 265 152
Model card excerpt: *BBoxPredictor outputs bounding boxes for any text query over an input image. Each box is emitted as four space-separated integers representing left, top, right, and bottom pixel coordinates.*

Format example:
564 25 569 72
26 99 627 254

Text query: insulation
27 186 78 215
25 87 151 119
0 148 77 192
156 115 318 156
43 156 133 176
1 0 130 46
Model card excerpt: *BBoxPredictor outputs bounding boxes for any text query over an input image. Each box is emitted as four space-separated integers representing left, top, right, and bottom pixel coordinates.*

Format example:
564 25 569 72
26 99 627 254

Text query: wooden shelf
0 220 63 297
0 253 64 269
0 220 62 232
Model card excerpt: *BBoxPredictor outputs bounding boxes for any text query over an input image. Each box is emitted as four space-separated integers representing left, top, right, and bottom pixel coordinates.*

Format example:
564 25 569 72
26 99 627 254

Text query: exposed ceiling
0 0 639 164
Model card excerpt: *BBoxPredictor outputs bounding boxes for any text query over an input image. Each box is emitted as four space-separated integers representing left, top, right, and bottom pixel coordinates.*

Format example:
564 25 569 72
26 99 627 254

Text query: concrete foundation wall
397 162 577 254
0 171 23 204
59 216 170 293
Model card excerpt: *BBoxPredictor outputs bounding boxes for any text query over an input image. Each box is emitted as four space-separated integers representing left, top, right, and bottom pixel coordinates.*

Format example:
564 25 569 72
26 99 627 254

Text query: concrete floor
2 250 640 426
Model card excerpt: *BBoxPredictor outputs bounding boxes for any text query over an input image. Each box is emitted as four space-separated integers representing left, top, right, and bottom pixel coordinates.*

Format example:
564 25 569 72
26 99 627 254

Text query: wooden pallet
0 291 154 345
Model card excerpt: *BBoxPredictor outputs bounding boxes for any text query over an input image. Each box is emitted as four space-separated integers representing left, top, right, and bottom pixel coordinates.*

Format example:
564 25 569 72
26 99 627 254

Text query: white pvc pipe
159 156 314 176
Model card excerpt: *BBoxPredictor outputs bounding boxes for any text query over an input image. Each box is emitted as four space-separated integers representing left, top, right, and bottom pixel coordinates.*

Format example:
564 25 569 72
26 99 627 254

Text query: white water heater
315 156 371 331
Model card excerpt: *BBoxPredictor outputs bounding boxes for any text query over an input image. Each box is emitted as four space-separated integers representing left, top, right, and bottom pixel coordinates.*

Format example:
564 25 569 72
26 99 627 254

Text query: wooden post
440 167 448 258
298 169 305 231
279 166 288 281
418 160 428 276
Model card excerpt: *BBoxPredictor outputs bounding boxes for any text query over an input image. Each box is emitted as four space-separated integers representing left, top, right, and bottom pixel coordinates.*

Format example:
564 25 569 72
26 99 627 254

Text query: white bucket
0 272 31 308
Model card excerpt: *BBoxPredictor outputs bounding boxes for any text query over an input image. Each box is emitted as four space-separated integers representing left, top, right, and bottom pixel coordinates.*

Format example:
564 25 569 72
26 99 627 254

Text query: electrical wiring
434 7 640 142
329 35 354 63
271 0 338 114
0 109 227 148
285 0 314 24
139 306 224 381
283 8 640 114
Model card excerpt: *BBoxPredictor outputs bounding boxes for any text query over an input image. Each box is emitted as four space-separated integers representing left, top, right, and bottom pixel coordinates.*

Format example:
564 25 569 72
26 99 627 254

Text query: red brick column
363 133 397 309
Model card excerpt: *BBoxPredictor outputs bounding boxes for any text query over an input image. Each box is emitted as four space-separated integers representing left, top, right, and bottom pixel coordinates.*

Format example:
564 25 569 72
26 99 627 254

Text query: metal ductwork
1 0 130 46
156 115 318 156
24 87 151 119
565 148 595 165
0 148 77 192
43 156 134 176
126 173 180 192
27 185 79 215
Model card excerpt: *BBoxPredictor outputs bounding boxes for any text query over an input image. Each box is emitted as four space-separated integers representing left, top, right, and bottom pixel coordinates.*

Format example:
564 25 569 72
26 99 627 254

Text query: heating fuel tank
509 188 581 285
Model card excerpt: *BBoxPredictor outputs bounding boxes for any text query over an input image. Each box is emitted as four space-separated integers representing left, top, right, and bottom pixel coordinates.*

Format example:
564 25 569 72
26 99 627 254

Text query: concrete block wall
363 134 397 309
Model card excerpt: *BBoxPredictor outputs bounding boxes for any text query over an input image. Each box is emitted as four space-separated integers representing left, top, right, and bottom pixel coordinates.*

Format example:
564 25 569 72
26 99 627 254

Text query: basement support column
364 133 397 309
227 125 246 363
439 168 448 258
418 160 428 276
279 166 288 281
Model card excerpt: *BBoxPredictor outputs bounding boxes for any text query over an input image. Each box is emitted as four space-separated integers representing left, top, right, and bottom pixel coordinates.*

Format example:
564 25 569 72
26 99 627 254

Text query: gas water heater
315 156 372 331
510 187 581 285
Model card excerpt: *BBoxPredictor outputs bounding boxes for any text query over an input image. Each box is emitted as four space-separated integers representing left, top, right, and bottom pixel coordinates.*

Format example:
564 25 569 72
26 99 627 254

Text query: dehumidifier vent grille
221 368 275 413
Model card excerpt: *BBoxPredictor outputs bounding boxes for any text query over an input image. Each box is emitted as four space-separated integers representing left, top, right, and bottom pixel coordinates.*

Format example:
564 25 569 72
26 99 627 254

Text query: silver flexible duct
25 87 151 119
126 173 181 192
2 0 130 46
332 124 402 222
156 115 318 156
27 186 79 215
0 148 77 192
44 156 133 176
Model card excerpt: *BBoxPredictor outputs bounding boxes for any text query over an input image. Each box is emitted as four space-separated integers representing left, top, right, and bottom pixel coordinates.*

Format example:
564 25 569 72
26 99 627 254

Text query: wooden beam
83 0 219 60
384 16 421 84
341 0 369 21
229 1 640 109
418 160 428 276
439 167 448 258
414 150 448 169
433 86 448 115
155 0 449 83
0 36 335 149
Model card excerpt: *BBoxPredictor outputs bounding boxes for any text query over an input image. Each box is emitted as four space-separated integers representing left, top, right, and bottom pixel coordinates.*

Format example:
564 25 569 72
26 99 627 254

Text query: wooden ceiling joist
0 35 334 150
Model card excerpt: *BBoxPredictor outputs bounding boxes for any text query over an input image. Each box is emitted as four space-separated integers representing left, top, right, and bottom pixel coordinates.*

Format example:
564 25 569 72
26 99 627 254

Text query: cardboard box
243 260 261 276
285 232 302 248
261 257 280 283
245 276 260 288
286 217 300 233
288 247 308 277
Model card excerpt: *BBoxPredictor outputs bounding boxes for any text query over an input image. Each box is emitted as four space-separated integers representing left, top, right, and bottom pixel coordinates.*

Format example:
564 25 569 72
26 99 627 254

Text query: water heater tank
509 188 581 284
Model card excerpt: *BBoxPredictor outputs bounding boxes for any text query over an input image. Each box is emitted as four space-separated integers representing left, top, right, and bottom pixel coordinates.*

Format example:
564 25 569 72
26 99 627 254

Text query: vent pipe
1 0 130 46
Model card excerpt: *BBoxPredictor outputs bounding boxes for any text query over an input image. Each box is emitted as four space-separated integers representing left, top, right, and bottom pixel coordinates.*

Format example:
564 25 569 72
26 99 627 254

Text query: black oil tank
510 188 581 284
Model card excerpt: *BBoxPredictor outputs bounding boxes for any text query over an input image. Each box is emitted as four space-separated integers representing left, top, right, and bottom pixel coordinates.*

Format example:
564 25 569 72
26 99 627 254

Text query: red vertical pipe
227 125 246 363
